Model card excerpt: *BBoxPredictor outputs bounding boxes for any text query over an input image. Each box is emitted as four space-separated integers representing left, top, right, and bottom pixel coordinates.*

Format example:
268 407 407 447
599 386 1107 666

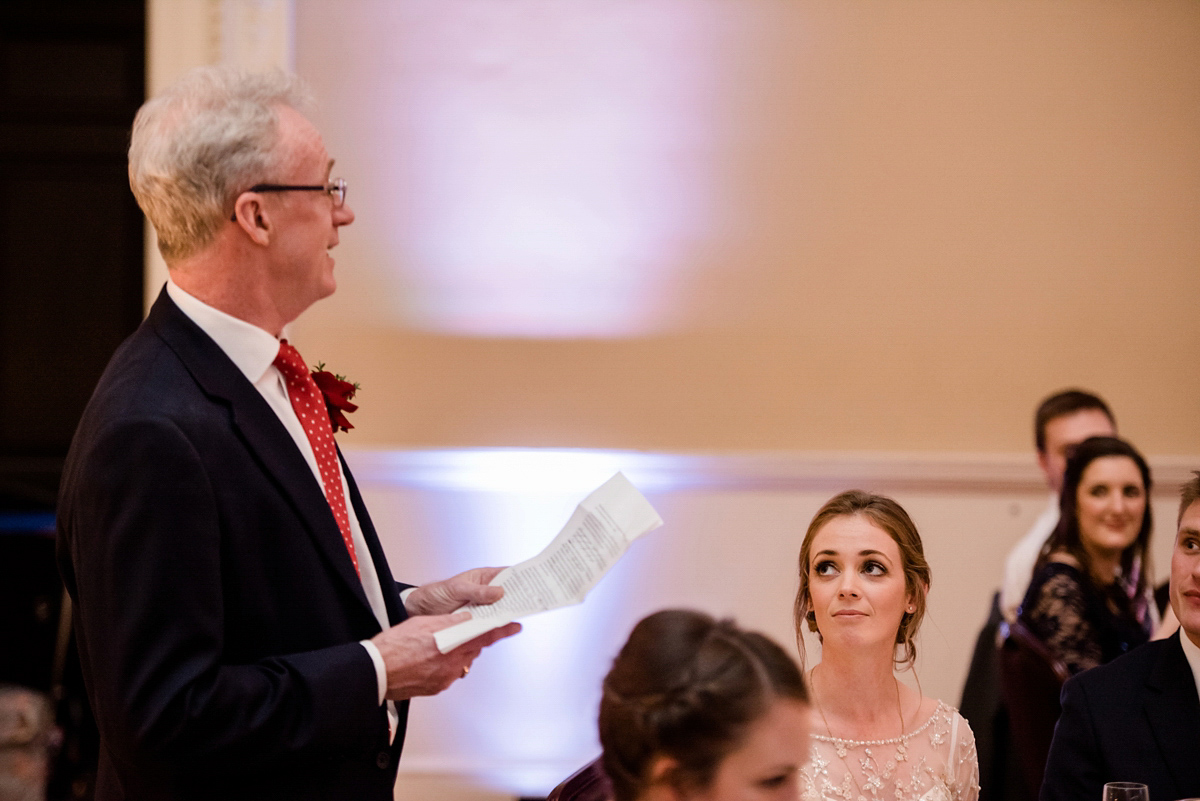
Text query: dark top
1018 561 1150 676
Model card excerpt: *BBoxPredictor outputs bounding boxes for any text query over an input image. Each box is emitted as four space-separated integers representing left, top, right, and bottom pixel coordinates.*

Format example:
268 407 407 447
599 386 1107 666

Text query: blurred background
1 1 1197 799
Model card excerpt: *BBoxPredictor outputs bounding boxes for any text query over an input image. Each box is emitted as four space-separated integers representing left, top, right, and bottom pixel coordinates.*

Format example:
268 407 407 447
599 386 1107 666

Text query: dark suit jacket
57 289 410 800
1040 631 1200 801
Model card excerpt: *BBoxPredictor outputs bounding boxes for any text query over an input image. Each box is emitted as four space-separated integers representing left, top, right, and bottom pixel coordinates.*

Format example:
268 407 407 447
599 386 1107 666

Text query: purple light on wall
302 1 738 338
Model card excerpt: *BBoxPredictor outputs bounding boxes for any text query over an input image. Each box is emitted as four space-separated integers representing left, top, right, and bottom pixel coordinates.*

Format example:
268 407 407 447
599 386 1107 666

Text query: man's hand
404 566 506 616
370 612 521 700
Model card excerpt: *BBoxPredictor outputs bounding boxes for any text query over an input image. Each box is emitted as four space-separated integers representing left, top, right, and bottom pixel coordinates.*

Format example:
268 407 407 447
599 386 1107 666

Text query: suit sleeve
1040 676 1104 801
62 416 382 772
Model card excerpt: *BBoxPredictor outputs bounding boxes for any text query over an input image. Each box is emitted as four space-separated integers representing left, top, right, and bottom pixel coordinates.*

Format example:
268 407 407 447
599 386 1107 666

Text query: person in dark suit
55 66 520 800
1040 472 1200 801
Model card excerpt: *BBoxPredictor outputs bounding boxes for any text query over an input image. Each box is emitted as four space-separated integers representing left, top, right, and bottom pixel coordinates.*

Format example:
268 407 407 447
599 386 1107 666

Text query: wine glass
1103 783 1149 801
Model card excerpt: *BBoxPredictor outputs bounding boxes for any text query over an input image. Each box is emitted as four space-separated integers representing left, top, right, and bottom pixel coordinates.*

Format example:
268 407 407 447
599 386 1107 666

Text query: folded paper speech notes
433 472 664 653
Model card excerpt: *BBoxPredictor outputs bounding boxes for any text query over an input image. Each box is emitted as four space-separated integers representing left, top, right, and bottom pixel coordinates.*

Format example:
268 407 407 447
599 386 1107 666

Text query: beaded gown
799 701 980 801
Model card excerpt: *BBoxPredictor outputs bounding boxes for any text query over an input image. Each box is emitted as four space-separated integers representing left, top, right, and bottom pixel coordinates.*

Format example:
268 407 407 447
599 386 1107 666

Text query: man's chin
324 260 338 295
316 271 337 300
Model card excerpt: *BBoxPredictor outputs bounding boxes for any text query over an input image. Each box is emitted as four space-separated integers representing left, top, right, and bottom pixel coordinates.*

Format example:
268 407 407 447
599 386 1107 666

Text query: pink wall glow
301 0 746 338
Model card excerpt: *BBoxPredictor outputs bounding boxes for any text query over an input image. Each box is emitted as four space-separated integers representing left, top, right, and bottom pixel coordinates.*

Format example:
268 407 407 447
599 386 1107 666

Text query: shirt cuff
360 640 387 705
400 586 418 611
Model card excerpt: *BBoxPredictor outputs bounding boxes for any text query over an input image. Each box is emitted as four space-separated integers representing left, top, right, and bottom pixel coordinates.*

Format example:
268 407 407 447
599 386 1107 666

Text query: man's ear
1036 450 1054 486
232 194 272 246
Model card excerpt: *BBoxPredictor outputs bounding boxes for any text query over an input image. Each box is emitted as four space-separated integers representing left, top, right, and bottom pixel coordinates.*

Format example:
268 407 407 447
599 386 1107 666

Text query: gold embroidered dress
800 701 980 801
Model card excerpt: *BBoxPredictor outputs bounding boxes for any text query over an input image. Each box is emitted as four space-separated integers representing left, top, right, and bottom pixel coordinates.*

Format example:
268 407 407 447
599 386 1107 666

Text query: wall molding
345 448 1198 497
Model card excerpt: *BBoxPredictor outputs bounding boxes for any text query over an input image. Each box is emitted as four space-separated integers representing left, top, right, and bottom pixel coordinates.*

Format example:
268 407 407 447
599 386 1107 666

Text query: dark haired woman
599 609 812 801
1018 436 1156 675
793 490 979 801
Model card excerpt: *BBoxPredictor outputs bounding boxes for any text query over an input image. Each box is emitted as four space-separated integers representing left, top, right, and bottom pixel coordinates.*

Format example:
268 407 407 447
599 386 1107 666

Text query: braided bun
599 610 807 801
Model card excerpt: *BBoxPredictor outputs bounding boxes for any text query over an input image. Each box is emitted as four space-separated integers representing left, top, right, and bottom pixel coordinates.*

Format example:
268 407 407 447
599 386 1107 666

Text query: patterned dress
800 701 980 801
1018 561 1151 675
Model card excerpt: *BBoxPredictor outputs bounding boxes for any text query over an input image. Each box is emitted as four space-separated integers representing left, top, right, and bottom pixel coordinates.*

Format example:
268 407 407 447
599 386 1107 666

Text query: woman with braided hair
793 491 979 801
599 609 812 801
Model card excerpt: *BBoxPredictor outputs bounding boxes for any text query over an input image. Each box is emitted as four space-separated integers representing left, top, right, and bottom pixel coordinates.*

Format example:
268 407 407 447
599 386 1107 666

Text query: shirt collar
1179 626 1200 698
166 279 284 385
1040 492 1060 520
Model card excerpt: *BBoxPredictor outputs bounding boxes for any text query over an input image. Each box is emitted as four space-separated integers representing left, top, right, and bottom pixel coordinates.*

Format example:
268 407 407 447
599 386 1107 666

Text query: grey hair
128 65 314 261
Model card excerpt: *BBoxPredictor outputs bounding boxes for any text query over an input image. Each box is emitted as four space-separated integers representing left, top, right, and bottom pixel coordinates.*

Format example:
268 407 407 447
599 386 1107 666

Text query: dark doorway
0 3 145 798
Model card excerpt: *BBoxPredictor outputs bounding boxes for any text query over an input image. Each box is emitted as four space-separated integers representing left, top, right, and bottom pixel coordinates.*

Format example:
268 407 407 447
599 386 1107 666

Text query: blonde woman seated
599 609 812 801
794 491 979 801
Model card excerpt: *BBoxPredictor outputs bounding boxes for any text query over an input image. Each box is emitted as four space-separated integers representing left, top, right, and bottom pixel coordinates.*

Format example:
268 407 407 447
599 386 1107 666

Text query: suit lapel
341 451 408 627
146 289 374 616
1144 632 1200 796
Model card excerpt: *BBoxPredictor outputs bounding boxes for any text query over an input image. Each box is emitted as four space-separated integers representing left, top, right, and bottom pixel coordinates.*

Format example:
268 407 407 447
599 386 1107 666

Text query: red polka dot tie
274 340 360 578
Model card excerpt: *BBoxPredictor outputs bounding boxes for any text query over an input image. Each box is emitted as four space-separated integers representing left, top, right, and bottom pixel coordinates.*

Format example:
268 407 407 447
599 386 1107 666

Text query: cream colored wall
144 1 1200 454
288 0 1200 454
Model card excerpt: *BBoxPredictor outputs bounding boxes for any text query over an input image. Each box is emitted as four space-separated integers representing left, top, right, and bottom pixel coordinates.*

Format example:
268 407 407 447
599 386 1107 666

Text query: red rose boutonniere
310 362 360 433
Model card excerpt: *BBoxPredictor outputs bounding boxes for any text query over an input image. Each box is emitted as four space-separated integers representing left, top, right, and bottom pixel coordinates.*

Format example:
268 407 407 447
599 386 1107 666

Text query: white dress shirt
1001 494 1059 623
165 281 396 737
1180 627 1200 701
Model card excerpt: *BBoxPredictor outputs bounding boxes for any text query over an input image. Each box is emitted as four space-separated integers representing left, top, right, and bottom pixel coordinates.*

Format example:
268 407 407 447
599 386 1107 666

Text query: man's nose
334 201 355 226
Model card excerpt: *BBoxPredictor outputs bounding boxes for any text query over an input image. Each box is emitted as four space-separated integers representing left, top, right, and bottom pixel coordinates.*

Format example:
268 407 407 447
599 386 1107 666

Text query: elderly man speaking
56 66 520 800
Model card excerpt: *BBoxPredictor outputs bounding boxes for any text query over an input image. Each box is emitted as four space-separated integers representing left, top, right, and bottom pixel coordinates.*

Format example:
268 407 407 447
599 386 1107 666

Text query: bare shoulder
910 693 974 738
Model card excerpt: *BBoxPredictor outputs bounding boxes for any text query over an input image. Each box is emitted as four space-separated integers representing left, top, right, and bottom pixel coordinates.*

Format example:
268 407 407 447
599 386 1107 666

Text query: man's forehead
1178 501 1200 540
275 105 330 172
278 106 322 144
1044 408 1115 448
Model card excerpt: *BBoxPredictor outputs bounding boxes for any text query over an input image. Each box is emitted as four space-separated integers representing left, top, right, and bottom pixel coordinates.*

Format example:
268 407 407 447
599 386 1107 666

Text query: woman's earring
806 611 819 633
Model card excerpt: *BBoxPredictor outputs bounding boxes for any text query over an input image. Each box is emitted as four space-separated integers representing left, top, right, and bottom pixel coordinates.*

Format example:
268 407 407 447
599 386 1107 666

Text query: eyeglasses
230 178 347 221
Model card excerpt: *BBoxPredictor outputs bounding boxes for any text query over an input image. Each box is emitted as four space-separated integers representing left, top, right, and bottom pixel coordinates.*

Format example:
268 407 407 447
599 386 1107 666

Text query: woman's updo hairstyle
793 489 932 670
599 609 808 801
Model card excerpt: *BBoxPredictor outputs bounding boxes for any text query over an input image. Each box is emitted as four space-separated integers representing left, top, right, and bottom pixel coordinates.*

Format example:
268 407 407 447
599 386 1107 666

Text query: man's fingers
498 621 521 639
476 621 521 647
419 610 471 633
448 621 521 656
444 610 472 625
464 583 504 605
472 566 506 584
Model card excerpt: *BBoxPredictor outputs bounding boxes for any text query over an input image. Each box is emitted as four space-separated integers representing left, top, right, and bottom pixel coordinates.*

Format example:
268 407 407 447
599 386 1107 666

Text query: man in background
960 388 1115 801
1041 473 1200 801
